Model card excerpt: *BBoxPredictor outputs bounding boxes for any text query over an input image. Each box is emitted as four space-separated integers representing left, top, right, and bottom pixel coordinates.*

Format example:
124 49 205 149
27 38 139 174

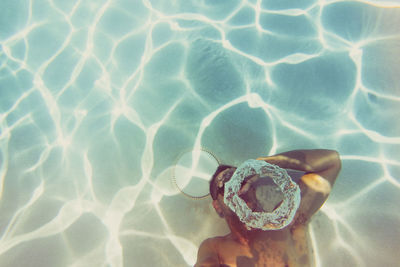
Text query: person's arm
194 239 220 267
257 149 341 224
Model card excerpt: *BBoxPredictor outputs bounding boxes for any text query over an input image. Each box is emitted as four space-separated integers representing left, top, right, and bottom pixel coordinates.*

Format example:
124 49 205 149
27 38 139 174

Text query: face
213 168 259 219
212 168 234 216
213 192 250 235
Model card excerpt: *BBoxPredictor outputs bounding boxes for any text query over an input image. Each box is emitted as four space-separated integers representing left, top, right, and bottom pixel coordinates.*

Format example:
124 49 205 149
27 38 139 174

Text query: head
210 165 236 201
209 165 236 217
210 161 298 234
210 164 256 235
210 164 261 209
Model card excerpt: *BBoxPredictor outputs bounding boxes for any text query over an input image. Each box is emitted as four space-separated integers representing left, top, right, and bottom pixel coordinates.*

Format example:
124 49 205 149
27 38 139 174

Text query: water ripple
0 0 399 266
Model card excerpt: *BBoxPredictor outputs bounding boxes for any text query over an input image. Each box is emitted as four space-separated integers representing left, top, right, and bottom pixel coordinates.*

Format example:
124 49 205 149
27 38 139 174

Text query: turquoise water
1 0 400 266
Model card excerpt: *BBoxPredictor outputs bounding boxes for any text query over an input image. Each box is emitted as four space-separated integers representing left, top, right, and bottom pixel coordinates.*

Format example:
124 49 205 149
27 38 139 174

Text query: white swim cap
224 159 301 230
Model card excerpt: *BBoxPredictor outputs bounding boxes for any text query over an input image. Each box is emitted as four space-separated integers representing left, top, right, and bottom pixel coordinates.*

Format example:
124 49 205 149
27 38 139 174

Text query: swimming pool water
0 0 399 266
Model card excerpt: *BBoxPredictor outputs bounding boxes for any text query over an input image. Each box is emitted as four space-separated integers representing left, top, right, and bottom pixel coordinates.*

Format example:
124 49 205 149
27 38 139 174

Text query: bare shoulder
198 237 218 250
195 237 221 267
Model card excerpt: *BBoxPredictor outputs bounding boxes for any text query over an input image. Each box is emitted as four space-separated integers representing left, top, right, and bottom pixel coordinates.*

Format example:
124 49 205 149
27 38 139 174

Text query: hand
300 173 331 195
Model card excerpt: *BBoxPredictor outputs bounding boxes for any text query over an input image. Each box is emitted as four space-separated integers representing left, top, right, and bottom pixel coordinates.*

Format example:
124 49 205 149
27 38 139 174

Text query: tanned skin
195 149 341 267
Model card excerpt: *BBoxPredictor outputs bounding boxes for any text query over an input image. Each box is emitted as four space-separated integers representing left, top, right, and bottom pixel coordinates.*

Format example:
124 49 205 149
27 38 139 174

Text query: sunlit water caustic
1 0 400 266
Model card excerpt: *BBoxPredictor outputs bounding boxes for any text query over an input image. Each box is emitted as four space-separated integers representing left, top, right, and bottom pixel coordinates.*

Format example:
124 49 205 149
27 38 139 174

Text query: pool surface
1 0 400 266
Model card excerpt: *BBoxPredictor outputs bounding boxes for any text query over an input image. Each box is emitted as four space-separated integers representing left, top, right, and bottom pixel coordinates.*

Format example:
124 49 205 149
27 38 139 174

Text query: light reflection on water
0 0 400 266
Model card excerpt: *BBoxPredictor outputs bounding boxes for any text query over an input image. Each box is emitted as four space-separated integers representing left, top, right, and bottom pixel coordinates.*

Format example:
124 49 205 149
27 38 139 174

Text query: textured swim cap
224 159 301 230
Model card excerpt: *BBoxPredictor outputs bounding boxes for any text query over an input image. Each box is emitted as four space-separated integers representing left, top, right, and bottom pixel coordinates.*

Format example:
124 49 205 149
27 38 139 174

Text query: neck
226 216 253 246
229 230 249 246
228 220 270 246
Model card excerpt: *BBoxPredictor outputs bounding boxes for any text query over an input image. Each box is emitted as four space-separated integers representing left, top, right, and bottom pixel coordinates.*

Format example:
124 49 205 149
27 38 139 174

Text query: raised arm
257 149 341 223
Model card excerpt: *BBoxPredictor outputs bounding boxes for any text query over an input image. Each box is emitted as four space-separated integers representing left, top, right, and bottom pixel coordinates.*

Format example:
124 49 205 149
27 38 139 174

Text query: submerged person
195 149 341 267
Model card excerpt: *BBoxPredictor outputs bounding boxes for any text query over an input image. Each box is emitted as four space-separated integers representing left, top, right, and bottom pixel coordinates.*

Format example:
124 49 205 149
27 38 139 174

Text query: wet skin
195 150 341 267
204 177 312 267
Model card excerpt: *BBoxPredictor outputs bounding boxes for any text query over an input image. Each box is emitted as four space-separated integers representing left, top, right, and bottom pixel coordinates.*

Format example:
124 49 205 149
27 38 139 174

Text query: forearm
257 149 340 174
257 150 341 220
